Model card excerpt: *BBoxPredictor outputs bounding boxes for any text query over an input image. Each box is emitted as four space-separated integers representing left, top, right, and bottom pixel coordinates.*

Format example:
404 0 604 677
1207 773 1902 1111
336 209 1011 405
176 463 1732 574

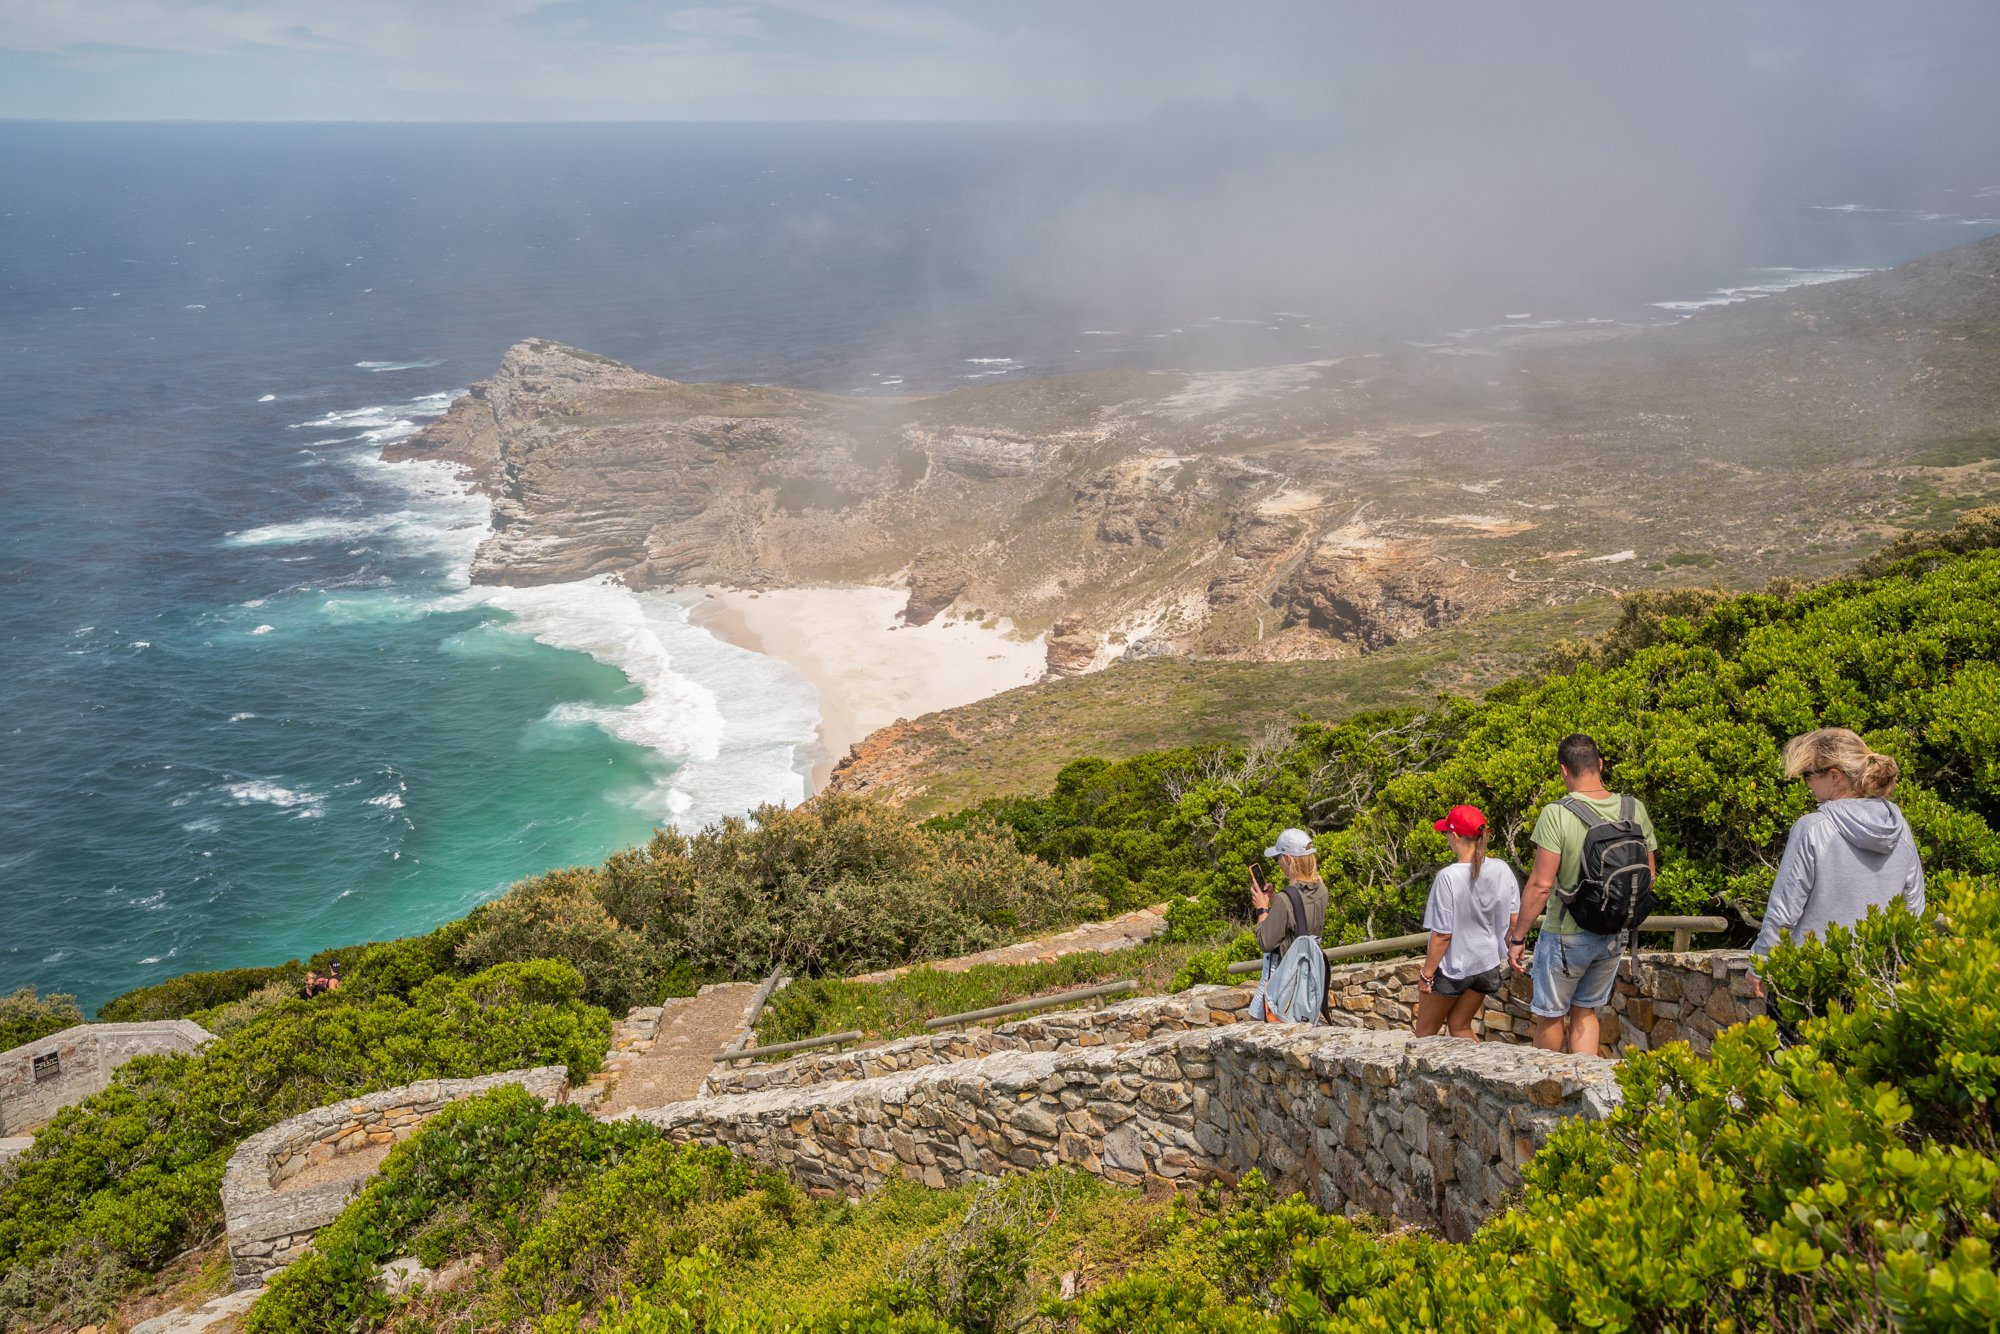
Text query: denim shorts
1530 931 1623 1018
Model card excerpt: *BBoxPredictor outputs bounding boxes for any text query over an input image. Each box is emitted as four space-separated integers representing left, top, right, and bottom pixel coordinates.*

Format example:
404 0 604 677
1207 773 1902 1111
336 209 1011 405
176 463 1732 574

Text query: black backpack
1557 794 1655 934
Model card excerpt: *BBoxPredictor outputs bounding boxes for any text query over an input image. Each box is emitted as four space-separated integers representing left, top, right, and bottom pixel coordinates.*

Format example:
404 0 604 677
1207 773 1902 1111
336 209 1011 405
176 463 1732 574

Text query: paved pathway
592 982 762 1118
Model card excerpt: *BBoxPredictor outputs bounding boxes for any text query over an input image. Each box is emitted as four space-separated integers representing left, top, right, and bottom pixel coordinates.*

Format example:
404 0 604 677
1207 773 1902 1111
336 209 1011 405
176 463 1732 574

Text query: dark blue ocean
3 122 1994 1011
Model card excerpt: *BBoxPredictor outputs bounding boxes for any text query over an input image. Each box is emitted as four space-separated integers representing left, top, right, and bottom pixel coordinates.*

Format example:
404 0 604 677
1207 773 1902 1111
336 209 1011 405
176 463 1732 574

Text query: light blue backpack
1260 884 1327 1025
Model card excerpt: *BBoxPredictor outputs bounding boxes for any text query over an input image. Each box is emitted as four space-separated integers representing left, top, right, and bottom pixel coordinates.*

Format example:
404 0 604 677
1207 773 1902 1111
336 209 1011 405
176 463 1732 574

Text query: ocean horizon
4 120 1995 1012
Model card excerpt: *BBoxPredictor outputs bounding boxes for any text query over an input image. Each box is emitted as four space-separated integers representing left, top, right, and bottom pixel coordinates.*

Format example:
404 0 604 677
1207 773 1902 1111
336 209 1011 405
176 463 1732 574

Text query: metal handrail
923 979 1139 1031
720 1029 866 1063
1223 914 1732 975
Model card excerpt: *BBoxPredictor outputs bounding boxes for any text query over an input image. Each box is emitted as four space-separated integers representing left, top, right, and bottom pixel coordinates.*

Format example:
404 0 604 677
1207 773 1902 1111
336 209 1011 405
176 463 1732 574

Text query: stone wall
642 1024 1618 1241
0 1020 213 1135
1323 948 1759 1057
221 1066 569 1286
703 986 1251 1096
705 949 1755 1102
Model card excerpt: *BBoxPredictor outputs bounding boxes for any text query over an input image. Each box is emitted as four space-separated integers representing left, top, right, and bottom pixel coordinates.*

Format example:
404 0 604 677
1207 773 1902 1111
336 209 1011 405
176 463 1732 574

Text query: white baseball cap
1263 828 1314 858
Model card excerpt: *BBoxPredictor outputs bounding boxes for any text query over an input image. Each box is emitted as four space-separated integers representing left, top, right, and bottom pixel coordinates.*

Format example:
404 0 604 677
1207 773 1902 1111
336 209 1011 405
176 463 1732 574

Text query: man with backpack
1507 734 1658 1054
1249 827 1329 1024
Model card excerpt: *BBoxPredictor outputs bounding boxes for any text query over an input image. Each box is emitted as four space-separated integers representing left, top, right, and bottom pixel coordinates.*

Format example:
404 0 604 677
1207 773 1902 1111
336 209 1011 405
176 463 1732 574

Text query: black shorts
1432 964 1506 997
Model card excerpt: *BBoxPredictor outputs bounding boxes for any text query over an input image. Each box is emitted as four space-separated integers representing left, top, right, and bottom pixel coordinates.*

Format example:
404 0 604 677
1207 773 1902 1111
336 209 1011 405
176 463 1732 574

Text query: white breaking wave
258 393 277 402
236 384 814 833
964 357 1020 365
226 780 327 818
450 577 816 828
250 624 274 635
355 359 445 372
1651 266 1874 313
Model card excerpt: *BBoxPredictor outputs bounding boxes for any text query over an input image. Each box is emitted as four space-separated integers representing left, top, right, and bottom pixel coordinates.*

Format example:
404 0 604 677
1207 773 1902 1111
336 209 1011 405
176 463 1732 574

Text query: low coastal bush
1047 877 2000 1333
461 793 1095 1010
246 1086 675 1332
0 986 82 1051
0 960 609 1331
95 962 302 1023
250 1088 1176 1334
950 514 2000 947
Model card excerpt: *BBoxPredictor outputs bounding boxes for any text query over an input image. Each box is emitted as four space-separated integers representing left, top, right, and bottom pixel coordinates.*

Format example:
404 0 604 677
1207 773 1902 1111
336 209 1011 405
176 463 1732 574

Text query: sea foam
452 577 815 827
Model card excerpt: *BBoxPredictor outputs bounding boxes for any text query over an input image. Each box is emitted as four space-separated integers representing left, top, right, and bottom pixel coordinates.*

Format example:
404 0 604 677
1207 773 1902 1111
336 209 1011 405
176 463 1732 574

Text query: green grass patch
754 934 1227 1049
1913 432 2000 467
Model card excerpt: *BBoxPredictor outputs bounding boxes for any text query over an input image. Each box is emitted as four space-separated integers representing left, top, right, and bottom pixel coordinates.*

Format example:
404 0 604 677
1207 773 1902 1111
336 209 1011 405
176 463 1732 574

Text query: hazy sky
3 0 2000 137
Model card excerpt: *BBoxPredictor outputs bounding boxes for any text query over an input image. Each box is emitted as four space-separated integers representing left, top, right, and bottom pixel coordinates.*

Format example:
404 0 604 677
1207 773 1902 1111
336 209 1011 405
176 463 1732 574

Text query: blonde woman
1247 827 1328 1020
1416 805 1519 1039
1751 728 1926 986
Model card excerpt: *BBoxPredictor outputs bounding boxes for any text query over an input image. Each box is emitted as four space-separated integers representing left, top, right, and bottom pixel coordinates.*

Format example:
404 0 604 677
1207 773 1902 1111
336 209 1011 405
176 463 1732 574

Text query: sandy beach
689 586 1047 788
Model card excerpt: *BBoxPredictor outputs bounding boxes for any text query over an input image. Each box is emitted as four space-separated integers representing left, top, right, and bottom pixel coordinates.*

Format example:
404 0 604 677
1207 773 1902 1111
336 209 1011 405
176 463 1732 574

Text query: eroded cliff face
390 235 2000 677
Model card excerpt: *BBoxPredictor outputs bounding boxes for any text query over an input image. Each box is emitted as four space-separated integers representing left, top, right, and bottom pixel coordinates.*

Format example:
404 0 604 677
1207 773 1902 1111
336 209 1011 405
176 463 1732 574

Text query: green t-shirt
1529 792 1658 935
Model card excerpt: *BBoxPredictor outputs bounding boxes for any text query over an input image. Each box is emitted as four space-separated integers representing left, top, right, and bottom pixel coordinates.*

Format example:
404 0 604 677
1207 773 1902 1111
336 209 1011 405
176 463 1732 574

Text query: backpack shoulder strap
1559 795 1606 828
1619 793 1635 824
1282 884 1310 939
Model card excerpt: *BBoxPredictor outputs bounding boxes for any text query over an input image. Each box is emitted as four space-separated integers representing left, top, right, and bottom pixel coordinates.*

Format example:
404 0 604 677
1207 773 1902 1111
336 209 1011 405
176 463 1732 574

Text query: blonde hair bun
1782 726 1900 799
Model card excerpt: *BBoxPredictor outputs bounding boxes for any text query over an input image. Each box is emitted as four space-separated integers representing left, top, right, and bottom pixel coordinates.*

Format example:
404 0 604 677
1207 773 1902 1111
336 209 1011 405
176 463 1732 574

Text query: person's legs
1566 1006 1601 1055
1529 940 1577 1051
1414 989 1457 1036
1563 932 1624 1056
1446 991 1485 1039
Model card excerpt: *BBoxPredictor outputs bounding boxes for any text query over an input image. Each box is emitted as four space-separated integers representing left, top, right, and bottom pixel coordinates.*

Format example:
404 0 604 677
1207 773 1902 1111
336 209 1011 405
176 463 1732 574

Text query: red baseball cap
1434 805 1488 837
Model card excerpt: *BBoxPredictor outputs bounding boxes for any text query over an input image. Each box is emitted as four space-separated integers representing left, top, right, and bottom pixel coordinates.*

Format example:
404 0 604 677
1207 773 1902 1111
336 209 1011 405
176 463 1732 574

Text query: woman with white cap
1248 826 1328 1020
1416 804 1519 1039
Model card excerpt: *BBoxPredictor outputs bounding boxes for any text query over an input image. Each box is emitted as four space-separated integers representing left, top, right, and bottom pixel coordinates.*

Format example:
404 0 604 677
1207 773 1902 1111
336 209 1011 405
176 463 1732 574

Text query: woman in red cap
1416 805 1520 1039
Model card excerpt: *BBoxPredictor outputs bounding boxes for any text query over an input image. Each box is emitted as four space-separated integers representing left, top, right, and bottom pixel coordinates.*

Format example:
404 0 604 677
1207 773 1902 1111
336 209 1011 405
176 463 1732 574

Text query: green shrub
96 963 301 1023
0 961 609 1330
968 529 2000 946
0 987 83 1051
247 1086 669 1332
469 794 1096 1008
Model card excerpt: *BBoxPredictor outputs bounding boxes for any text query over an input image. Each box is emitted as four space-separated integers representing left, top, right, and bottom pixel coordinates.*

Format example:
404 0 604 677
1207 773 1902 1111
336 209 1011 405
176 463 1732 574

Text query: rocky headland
387 234 2000 774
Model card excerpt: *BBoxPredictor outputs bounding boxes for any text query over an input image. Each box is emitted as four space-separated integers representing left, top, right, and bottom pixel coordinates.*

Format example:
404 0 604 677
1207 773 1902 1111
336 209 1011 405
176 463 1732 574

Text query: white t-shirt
1421 859 1521 980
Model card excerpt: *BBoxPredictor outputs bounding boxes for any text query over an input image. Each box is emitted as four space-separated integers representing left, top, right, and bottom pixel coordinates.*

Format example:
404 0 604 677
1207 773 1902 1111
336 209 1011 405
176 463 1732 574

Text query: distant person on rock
1249 827 1329 1023
1508 734 1658 1055
1749 728 1926 996
1416 805 1520 1039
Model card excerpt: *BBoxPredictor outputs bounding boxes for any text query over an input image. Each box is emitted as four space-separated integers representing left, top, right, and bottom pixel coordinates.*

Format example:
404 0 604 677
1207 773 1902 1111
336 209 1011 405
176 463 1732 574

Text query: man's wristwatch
1508 936 1526 946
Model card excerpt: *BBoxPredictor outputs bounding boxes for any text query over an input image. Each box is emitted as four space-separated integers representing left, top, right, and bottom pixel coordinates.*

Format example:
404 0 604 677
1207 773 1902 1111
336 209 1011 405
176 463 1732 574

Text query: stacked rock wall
1324 948 1758 1056
644 1024 1618 1241
221 1067 568 1286
704 986 1250 1096
709 951 1753 1102
0 1020 212 1135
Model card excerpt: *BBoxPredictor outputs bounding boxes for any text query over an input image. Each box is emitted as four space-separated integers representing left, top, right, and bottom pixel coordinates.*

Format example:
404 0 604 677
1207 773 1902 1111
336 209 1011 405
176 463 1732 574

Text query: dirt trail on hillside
596 983 760 1117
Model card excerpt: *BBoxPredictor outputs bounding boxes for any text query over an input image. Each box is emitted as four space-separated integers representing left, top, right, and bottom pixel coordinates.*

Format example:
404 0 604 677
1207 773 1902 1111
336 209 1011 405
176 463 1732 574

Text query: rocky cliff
390 235 2000 678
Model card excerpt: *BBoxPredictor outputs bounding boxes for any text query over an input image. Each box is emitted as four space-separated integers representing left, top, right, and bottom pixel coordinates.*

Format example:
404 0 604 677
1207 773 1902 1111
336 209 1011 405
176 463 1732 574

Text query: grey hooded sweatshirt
1752 798 1925 956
